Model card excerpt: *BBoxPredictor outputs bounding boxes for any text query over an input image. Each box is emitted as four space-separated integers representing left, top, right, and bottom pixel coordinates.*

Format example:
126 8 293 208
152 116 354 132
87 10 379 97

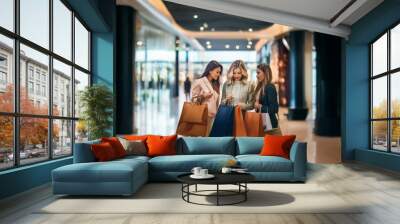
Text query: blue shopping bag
209 105 234 137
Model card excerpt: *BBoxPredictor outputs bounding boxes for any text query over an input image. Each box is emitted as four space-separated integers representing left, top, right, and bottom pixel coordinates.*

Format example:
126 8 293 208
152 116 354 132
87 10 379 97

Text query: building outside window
28 66 34 79
370 23 400 153
0 0 91 170
28 81 34 94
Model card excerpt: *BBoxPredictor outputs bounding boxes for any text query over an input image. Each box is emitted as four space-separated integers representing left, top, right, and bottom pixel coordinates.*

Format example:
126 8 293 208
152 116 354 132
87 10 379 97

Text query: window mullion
387 29 391 152
48 0 54 160
71 11 76 155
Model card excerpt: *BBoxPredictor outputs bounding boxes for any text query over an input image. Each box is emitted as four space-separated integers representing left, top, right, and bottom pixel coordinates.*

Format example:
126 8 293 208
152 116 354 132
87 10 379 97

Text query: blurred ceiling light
211 28 215 31
225 44 230 49
193 14 198 19
136 41 143 46
248 41 253 45
200 26 204 31
246 45 251 49
206 41 210 45
248 28 253 32
207 45 212 49
235 45 240 50
203 23 208 28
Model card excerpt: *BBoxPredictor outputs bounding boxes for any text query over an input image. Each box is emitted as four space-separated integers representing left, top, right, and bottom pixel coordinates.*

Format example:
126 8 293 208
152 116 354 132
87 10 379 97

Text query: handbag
233 106 247 136
176 102 208 137
261 113 273 131
263 113 283 136
244 111 264 137
209 104 234 137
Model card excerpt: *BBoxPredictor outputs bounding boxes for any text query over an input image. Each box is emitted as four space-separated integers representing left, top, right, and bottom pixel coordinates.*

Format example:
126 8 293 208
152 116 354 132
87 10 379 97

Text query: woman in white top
221 60 254 110
191 60 223 135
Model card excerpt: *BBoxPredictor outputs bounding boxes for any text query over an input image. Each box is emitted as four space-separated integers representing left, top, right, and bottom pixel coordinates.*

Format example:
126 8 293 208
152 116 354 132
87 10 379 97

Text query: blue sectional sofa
52 137 307 196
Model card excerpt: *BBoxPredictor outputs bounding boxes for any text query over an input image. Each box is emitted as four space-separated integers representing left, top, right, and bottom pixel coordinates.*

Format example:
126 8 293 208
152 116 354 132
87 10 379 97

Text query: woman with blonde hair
221 60 253 110
254 63 279 129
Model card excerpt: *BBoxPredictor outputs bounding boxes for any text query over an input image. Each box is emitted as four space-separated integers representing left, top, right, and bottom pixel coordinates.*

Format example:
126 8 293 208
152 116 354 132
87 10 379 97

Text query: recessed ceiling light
203 23 208 28
136 41 143 46
206 41 210 45
225 44 230 49
248 28 253 32
200 26 204 31
248 41 252 45
193 14 198 19
236 45 240 50
246 45 251 49
207 45 212 49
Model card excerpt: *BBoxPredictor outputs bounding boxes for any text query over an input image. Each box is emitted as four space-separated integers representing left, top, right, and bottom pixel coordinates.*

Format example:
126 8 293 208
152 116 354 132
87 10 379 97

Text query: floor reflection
134 88 341 164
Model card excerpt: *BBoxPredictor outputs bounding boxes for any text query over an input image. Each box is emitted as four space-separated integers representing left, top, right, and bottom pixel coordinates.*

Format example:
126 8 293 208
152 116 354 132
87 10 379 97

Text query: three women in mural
189 59 280 136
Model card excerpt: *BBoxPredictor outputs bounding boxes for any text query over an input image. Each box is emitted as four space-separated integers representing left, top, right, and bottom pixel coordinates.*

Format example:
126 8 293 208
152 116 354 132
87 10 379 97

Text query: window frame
370 20 400 154
0 0 92 171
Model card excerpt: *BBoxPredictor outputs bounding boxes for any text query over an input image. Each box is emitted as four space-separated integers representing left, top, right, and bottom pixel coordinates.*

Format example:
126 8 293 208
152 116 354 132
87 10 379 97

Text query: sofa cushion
177 137 235 155
236 155 293 172
101 137 127 158
53 158 147 183
118 138 147 156
91 142 118 161
260 135 296 159
236 137 264 155
149 154 235 172
147 135 177 157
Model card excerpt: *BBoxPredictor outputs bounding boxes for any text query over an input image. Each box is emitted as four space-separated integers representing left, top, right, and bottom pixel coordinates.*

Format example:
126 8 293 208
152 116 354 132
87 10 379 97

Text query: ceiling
164 0 384 38
119 0 383 51
197 39 257 51
163 1 272 50
163 1 272 32
225 0 354 24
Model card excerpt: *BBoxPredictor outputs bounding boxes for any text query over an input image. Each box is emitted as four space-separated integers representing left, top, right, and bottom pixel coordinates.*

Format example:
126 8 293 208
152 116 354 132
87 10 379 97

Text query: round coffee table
177 173 255 206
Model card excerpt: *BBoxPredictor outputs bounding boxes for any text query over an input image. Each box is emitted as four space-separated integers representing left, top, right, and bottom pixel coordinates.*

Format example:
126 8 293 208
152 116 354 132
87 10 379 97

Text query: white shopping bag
261 113 273 131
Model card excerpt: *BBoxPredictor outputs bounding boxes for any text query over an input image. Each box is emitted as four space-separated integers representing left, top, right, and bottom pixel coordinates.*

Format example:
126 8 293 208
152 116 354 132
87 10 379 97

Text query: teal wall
0 158 72 199
0 0 116 200
343 0 400 170
91 0 116 135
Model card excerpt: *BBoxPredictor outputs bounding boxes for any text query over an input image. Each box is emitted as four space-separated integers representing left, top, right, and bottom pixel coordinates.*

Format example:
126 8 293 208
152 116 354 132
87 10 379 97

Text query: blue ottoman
52 157 148 196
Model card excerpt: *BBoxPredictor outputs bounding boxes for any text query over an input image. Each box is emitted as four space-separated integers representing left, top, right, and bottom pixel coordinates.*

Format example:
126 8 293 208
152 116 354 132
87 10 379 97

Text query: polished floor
135 88 341 164
1 162 400 224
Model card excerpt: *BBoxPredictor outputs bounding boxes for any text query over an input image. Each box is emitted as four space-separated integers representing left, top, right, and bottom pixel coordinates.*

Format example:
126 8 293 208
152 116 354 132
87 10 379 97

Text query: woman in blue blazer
254 63 279 129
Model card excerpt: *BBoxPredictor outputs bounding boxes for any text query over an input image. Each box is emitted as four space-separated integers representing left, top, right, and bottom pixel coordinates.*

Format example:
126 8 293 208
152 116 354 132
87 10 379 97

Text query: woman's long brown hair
201 60 223 93
254 63 272 97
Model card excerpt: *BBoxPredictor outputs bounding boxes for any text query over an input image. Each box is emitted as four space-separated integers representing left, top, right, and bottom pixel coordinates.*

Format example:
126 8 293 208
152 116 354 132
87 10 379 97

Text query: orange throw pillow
91 142 117 161
146 135 177 157
101 137 126 158
260 135 296 159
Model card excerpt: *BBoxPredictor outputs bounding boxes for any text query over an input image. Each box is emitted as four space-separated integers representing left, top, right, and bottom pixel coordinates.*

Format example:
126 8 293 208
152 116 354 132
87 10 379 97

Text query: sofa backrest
235 137 264 155
177 137 235 155
73 140 100 163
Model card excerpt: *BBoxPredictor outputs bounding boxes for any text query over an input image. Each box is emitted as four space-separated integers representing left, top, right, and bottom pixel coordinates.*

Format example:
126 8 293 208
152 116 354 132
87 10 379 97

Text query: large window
370 23 400 153
0 0 91 170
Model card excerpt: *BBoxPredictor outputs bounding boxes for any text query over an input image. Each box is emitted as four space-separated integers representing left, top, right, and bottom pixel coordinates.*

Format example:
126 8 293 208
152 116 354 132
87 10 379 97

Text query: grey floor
1 162 400 224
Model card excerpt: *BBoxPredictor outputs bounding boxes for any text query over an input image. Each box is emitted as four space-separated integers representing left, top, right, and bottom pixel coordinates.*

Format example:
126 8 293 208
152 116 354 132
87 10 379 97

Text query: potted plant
79 84 113 140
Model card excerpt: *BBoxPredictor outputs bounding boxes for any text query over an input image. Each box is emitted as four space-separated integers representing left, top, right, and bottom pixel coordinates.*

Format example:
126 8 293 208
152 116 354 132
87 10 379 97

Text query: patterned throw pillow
118 137 147 156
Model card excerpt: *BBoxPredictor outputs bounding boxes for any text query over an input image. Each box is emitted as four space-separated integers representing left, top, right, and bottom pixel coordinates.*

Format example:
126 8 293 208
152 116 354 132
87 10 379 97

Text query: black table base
181 183 249 206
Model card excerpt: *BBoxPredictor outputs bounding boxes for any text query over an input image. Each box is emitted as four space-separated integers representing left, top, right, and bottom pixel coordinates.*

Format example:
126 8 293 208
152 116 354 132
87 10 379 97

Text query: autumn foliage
372 99 400 141
0 85 59 151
